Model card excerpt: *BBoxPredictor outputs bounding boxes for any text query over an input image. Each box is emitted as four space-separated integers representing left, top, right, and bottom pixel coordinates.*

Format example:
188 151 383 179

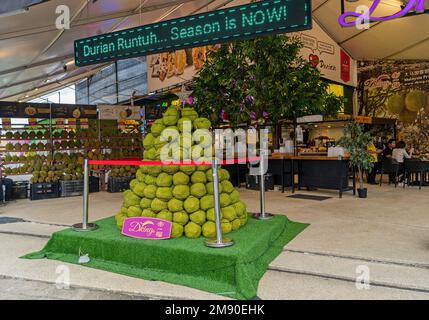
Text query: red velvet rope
88 157 260 166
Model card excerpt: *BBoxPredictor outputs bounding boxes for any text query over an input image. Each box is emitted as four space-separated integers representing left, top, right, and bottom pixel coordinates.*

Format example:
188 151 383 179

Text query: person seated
392 141 413 184
392 141 413 164
382 139 396 160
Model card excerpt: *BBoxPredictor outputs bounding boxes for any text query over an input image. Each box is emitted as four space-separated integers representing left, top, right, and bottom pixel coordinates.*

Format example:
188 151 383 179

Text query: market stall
0 102 143 200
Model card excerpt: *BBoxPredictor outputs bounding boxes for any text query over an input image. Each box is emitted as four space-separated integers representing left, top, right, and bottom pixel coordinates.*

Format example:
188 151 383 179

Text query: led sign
75 0 311 66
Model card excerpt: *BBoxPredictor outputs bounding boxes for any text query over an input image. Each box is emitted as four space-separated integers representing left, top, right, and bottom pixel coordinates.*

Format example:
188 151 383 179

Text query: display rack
0 114 143 199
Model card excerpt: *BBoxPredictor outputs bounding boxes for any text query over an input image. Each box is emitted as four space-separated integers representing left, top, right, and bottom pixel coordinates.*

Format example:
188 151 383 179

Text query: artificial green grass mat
23 214 308 299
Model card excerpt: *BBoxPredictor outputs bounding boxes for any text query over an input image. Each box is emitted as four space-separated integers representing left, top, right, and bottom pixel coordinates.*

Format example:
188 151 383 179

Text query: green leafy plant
192 35 343 126
338 122 374 191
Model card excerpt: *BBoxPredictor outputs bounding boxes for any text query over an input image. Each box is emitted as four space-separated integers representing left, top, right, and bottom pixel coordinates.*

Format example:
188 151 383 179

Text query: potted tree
192 35 343 126
338 122 374 198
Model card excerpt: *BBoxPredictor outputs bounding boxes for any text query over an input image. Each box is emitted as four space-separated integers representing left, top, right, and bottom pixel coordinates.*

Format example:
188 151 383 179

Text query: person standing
367 139 383 184
382 139 396 184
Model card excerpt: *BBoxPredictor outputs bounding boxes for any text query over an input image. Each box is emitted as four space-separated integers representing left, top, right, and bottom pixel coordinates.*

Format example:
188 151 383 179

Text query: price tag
56 118 64 129
2 118 11 130
68 118 76 129
80 118 89 129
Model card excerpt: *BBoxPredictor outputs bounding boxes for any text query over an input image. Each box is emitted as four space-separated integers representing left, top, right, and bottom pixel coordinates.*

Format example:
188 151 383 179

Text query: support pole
205 158 234 248
253 149 274 220
73 159 98 231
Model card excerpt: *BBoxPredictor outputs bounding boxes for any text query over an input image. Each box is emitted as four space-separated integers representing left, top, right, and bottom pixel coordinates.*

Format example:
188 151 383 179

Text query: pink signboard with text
122 217 172 240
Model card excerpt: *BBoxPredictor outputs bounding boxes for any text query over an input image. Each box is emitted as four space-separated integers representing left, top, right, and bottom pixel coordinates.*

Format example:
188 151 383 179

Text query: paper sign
354 116 372 124
80 118 89 129
122 217 172 240
2 118 11 130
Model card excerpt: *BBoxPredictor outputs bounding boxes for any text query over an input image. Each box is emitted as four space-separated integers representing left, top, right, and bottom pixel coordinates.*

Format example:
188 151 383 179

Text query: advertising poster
147 45 218 93
295 21 357 87
358 60 429 153
98 105 141 120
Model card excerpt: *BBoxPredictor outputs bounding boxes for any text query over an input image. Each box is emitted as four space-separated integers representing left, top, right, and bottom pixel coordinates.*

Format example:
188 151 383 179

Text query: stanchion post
253 149 274 220
73 158 99 231
205 158 234 248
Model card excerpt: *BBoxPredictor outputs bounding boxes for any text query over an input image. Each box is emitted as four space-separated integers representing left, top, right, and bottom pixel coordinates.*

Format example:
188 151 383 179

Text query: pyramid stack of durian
115 106 249 238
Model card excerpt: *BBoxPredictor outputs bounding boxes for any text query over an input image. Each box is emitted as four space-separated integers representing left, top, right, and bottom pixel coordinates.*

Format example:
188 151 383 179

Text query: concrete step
269 250 429 293
0 221 65 238
258 269 429 300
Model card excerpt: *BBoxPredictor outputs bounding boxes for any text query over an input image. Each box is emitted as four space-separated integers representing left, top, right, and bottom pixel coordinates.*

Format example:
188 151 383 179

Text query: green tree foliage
193 35 343 126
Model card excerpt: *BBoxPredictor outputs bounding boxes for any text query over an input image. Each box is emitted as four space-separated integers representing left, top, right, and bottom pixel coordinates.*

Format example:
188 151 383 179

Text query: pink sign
122 217 172 240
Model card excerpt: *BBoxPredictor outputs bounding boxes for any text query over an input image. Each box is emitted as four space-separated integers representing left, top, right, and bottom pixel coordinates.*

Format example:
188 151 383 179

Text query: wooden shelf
0 149 50 153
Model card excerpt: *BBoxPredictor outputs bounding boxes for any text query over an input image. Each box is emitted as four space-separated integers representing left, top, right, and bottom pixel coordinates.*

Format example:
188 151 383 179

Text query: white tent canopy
0 0 428 102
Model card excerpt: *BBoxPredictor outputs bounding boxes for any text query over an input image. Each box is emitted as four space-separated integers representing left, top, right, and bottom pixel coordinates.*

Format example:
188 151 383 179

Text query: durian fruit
116 107 249 239
6 143 14 151
21 143 29 152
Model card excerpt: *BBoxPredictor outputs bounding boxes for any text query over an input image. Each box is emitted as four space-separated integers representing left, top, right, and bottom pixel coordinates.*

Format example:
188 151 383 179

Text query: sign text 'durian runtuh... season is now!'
74 0 311 66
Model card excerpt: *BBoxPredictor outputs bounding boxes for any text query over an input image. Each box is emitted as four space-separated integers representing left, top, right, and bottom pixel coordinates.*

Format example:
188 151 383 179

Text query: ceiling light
35 88 38 91
25 95 29 98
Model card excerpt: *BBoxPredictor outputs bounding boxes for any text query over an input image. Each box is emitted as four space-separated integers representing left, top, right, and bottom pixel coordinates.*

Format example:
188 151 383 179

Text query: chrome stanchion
73 158 98 231
253 150 274 220
205 158 234 248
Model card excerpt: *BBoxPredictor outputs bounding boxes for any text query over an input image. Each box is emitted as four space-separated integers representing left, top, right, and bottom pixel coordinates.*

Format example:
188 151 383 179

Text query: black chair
404 160 429 190
379 158 400 187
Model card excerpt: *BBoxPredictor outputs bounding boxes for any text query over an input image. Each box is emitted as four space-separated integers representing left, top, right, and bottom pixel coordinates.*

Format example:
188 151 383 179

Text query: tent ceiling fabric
1 0 428 102
313 0 429 59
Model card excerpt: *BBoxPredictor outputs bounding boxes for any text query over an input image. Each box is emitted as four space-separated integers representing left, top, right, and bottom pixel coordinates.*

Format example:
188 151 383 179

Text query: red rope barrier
88 157 261 166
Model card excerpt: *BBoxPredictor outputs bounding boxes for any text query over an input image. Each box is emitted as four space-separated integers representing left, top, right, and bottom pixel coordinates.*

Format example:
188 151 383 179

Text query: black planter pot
357 188 368 198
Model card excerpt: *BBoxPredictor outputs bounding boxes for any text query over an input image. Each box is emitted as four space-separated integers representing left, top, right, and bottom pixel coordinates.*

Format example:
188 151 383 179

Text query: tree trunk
358 165 364 190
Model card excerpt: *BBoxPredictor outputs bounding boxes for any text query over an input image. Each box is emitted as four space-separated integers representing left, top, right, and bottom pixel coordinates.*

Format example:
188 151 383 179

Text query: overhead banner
295 21 357 87
74 0 312 66
98 105 141 120
0 102 97 119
